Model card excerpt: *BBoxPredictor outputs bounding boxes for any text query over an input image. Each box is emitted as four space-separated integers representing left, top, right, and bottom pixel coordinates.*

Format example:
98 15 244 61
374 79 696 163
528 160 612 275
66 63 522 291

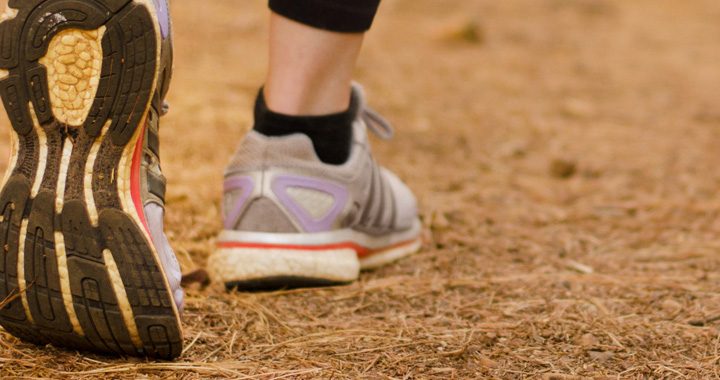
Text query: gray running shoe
0 0 183 358
210 85 422 290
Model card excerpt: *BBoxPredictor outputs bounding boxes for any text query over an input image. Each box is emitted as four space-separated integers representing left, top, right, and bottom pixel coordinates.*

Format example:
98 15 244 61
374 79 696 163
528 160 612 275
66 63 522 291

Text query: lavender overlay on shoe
223 176 255 230
272 175 349 233
153 0 170 38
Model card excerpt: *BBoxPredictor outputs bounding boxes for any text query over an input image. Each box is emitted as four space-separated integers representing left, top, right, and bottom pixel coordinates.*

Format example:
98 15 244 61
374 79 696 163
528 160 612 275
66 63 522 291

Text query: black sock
253 89 357 165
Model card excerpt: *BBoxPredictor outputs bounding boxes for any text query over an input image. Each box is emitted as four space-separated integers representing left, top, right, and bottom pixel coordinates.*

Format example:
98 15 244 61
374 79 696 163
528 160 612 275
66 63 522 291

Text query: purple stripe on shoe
223 176 254 230
272 175 349 233
153 0 170 38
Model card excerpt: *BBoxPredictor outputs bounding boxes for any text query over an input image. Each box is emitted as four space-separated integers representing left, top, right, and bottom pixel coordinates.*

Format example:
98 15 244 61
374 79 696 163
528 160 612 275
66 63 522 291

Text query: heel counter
223 172 353 234
223 174 299 233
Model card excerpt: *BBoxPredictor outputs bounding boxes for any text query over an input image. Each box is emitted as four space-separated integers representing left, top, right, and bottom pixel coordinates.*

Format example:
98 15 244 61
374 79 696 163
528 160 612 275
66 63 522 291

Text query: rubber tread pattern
0 0 181 359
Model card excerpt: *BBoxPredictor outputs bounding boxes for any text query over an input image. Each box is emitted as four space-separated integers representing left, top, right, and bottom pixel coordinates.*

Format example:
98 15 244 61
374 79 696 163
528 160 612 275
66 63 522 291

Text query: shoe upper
223 85 418 237
138 0 183 312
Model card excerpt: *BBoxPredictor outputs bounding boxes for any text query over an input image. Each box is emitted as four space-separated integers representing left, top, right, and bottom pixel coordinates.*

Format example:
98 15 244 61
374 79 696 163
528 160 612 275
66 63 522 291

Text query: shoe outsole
0 0 182 359
225 276 349 292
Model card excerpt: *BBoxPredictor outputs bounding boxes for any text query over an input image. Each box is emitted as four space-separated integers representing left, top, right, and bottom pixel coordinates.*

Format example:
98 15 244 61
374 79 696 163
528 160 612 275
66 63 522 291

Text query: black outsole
225 277 350 292
0 0 182 359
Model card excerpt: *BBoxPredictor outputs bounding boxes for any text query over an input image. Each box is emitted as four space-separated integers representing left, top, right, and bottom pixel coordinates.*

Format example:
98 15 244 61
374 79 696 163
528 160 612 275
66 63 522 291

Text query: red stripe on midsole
217 238 419 259
130 118 150 234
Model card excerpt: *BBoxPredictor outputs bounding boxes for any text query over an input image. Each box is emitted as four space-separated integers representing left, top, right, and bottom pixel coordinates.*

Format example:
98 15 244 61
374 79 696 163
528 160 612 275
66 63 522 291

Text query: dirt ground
2 0 720 378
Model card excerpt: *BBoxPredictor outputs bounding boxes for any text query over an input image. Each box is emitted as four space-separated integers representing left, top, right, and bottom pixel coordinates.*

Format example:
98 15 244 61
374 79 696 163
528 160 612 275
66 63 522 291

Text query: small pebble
550 159 577 179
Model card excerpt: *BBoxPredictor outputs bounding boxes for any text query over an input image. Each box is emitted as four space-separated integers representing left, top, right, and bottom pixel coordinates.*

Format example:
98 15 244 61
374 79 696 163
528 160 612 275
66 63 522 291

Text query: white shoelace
362 106 395 140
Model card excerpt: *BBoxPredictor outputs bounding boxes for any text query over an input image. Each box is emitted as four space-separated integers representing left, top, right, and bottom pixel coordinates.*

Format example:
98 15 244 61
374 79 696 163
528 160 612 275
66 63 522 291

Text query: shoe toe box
381 168 418 230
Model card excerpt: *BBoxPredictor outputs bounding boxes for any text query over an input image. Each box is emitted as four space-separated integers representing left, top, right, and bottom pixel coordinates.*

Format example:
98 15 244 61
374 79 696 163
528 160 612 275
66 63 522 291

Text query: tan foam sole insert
39 28 105 127
0 5 17 23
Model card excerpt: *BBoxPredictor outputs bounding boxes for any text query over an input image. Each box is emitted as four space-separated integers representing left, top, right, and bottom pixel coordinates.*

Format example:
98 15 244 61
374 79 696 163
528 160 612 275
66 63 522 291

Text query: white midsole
210 220 422 283
359 238 422 270
209 248 360 284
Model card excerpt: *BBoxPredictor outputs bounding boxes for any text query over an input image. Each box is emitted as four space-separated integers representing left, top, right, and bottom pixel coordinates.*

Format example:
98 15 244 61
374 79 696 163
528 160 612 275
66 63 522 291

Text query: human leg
209 1 422 290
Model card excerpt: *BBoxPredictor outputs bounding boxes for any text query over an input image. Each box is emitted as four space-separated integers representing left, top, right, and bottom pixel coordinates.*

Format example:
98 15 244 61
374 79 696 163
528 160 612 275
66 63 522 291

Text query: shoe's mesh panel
286 186 335 220
226 132 268 171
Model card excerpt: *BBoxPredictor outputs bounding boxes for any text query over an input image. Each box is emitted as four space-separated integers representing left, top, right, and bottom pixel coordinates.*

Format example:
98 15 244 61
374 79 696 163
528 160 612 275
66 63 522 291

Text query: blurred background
2 0 720 377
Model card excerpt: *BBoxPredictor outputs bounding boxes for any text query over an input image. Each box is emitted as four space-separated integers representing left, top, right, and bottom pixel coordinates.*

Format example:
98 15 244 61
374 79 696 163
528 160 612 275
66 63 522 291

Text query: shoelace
362 106 395 140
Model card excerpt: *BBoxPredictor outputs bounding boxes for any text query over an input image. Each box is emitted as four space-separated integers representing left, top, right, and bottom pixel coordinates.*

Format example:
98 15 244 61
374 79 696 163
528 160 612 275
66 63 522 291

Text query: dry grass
2 0 720 378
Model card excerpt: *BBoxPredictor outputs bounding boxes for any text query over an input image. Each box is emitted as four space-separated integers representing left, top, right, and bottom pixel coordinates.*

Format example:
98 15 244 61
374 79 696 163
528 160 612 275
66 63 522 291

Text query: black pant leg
269 0 381 33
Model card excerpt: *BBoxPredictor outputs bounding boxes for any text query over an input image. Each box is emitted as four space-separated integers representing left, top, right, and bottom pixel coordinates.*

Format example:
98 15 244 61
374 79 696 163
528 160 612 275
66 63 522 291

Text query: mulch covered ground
2 0 720 378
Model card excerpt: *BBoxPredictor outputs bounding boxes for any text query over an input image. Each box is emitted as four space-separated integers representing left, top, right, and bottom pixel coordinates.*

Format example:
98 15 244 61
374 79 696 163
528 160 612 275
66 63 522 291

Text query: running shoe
0 0 183 358
209 85 422 290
